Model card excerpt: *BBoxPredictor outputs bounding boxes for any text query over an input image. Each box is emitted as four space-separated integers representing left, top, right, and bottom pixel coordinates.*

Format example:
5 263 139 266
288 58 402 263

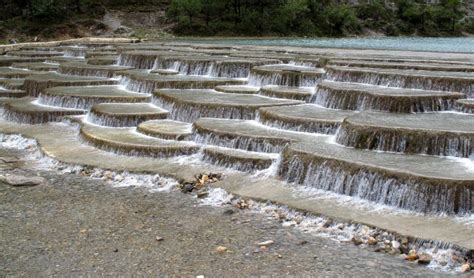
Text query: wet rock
400 244 410 255
114 175 124 182
461 263 471 273
367 237 378 246
197 191 209 199
257 240 274 247
0 174 45 186
322 219 333 228
351 237 363 246
391 241 400 249
417 253 432 265
297 240 308 246
389 248 401 255
181 183 194 193
0 157 20 163
405 250 418 261
235 200 249 209
223 208 235 215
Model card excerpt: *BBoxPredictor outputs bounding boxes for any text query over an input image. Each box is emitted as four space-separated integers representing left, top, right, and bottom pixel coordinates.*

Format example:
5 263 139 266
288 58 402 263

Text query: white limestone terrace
0 39 474 270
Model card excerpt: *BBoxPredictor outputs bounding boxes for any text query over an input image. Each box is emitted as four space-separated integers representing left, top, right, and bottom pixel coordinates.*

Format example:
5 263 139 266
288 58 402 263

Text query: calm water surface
189 37 474 53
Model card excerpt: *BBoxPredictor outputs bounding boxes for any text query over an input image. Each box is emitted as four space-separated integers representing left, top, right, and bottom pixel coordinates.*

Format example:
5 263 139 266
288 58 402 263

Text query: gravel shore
0 148 443 277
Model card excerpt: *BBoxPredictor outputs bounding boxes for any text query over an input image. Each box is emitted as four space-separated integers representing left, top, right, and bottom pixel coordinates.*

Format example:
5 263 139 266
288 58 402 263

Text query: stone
298 240 308 245
400 244 410 255
391 241 400 249
223 209 235 215
257 240 274 247
155 236 164 242
405 250 418 261
389 248 401 255
0 157 20 163
197 191 209 199
417 253 432 265
181 183 194 193
351 237 363 246
216 246 228 254
461 263 471 273
0 174 45 186
367 237 378 246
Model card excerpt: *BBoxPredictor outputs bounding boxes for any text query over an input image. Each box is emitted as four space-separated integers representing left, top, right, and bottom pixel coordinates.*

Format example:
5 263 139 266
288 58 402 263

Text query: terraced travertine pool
0 40 473 272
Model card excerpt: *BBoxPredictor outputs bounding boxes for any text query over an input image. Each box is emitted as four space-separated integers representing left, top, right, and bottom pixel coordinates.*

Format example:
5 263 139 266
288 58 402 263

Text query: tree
168 0 202 25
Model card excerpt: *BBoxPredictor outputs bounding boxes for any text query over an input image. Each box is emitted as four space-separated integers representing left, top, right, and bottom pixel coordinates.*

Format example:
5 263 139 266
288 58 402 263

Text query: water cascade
2 41 474 266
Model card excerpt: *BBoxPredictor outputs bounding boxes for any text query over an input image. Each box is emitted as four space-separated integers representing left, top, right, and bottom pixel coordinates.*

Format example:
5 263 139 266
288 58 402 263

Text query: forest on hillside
1 0 473 41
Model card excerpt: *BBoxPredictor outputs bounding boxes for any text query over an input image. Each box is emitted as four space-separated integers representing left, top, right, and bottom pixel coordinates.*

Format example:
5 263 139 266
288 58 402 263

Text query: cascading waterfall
58 66 116 78
335 124 473 158
192 131 289 154
324 67 474 96
278 154 473 214
248 71 321 87
311 86 459 113
63 49 86 58
86 112 150 127
37 93 148 110
153 97 257 123
201 147 275 172
258 117 340 135
117 53 157 69
120 75 156 94
2 104 84 124
153 59 253 78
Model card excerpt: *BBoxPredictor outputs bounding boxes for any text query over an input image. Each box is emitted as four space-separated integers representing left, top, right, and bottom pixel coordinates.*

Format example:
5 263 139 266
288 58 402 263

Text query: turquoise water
191 37 474 53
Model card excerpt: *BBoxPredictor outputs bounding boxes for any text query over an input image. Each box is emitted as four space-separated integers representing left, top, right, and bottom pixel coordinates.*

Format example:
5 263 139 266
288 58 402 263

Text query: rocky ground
0 147 452 277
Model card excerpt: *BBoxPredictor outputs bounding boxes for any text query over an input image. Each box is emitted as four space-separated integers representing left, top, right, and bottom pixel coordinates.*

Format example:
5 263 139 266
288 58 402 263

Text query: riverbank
0 140 444 276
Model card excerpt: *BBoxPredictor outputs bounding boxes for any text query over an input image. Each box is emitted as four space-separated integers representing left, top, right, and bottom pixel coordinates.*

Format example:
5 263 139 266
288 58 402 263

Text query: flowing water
0 38 473 273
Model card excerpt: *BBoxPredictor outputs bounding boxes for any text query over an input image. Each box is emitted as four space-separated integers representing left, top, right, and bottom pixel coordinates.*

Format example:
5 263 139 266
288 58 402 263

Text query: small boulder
461 263 471 273
181 183 194 193
417 253 432 265
367 237 378 246
0 174 45 186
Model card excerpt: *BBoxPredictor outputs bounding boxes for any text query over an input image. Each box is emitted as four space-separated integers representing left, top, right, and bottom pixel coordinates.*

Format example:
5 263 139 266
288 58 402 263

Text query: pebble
351 237 363 246
367 237 378 246
215 246 228 254
181 183 194 193
155 236 164 242
223 209 235 215
257 240 274 247
405 250 418 261
461 263 471 273
391 241 400 249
